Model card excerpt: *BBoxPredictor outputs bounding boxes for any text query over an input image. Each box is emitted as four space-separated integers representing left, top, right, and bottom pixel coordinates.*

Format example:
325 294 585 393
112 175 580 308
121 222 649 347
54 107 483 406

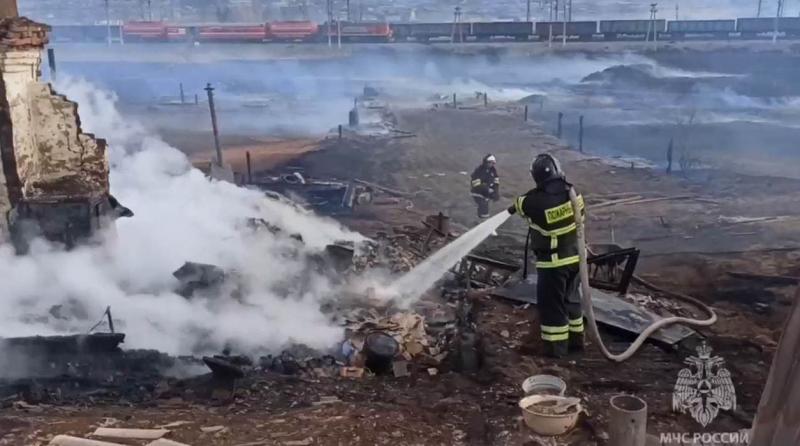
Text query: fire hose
568 187 717 362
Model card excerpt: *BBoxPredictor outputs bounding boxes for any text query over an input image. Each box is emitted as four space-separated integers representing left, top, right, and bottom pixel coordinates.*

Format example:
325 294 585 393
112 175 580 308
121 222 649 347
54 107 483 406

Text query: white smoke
0 78 362 356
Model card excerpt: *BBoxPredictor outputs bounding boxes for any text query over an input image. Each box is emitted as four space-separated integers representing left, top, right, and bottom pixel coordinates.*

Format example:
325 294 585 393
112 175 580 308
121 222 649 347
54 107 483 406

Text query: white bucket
521 374 567 396
519 394 582 436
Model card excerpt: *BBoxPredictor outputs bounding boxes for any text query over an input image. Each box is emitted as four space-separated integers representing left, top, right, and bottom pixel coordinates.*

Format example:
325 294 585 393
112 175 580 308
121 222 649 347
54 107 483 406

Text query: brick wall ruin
0 17 109 239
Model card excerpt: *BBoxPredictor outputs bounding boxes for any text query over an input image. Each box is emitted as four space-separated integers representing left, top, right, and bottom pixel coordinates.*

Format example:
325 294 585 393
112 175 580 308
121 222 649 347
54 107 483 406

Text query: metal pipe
609 395 647 446
204 83 224 167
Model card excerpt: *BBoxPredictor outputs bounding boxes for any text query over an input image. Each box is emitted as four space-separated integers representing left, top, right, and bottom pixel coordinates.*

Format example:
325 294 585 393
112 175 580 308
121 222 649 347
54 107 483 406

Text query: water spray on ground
389 210 511 306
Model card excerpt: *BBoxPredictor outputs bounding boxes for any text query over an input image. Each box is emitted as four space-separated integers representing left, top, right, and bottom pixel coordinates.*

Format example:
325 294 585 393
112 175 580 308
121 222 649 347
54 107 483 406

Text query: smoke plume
0 78 362 357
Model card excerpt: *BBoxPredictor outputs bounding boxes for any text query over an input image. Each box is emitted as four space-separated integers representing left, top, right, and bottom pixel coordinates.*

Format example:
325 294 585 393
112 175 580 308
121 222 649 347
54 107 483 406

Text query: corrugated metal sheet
668 20 736 32
600 19 666 33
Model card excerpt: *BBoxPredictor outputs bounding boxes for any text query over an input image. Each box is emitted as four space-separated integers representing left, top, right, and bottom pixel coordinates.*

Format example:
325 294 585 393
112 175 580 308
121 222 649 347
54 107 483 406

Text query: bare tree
674 109 701 174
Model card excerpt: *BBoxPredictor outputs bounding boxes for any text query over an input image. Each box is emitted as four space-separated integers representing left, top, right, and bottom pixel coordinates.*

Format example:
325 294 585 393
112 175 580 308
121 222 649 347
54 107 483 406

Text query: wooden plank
0 0 18 18
92 428 169 440
49 436 126 446
750 286 800 445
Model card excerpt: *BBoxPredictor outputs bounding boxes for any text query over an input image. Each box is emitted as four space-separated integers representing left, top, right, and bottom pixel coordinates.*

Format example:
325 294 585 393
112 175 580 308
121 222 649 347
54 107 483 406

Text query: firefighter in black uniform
470 154 500 219
507 154 585 358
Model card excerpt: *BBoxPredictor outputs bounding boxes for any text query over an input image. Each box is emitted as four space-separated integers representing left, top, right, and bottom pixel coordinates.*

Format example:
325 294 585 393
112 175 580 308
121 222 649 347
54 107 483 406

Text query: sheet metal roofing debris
492 276 695 345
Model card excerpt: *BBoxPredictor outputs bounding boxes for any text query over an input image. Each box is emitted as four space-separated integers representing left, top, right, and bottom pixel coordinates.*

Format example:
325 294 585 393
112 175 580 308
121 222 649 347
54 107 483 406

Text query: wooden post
452 93 457 108
578 115 584 152
666 138 673 175
557 112 563 138
0 0 19 18
483 92 488 107
338 124 343 139
179 83 185 104
524 105 529 122
194 94 198 105
750 286 800 445
608 395 647 446
204 83 224 167
245 151 252 184
47 48 56 82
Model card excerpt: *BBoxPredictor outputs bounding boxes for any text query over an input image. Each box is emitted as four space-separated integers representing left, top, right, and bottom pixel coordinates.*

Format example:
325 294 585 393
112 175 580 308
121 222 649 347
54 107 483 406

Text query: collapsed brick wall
0 17 109 237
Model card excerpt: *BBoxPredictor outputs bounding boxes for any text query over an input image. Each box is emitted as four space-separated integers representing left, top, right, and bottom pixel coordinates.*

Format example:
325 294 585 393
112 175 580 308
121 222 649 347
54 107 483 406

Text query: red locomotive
265 21 319 41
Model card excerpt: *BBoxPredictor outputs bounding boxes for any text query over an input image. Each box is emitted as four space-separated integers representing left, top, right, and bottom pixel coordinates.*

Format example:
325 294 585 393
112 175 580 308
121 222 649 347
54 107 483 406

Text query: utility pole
526 0 531 22
327 0 333 47
568 0 572 21
562 1 567 46
773 0 783 43
757 0 763 17
204 83 224 167
646 3 658 47
346 0 351 21
554 0 559 20
451 6 463 43
147 0 152 20
675 3 679 20
105 0 111 45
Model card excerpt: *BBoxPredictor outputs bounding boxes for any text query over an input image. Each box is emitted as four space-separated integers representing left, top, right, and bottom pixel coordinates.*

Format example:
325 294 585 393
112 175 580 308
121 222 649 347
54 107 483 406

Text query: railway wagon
737 17 800 32
401 22 465 41
122 21 168 41
600 19 665 33
534 21 597 39
51 24 114 42
324 22 393 42
667 19 736 32
265 21 318 41
471 21 533 40
196 24 266 42
389 23 414 41
166 25 189 42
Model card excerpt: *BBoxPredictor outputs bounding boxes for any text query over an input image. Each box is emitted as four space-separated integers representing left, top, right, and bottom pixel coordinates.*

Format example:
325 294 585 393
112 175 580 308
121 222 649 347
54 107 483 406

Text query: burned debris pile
0 209 479 411
0 333 200 407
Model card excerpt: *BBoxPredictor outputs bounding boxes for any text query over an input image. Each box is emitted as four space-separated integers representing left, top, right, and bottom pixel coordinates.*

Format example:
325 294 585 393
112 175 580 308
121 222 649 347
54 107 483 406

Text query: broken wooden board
92 428 169 440
49 436 127 446
490 276 696 345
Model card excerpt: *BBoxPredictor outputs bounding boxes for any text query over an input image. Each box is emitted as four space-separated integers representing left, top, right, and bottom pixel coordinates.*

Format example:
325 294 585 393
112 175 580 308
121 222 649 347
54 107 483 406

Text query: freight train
50 17 800 44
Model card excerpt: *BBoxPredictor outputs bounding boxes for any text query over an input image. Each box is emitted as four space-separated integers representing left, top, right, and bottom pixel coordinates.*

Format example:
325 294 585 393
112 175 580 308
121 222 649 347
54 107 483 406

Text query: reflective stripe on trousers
541 324 569 342
568 317 584 333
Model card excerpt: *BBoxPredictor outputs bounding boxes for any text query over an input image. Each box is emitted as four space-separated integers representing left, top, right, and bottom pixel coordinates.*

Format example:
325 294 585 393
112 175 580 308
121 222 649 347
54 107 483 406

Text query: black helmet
483 154 497 164
530 153 564 186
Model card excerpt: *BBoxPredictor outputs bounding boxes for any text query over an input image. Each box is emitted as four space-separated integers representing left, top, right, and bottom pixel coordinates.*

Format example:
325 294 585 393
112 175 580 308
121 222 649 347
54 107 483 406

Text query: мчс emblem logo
672 343 736 427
